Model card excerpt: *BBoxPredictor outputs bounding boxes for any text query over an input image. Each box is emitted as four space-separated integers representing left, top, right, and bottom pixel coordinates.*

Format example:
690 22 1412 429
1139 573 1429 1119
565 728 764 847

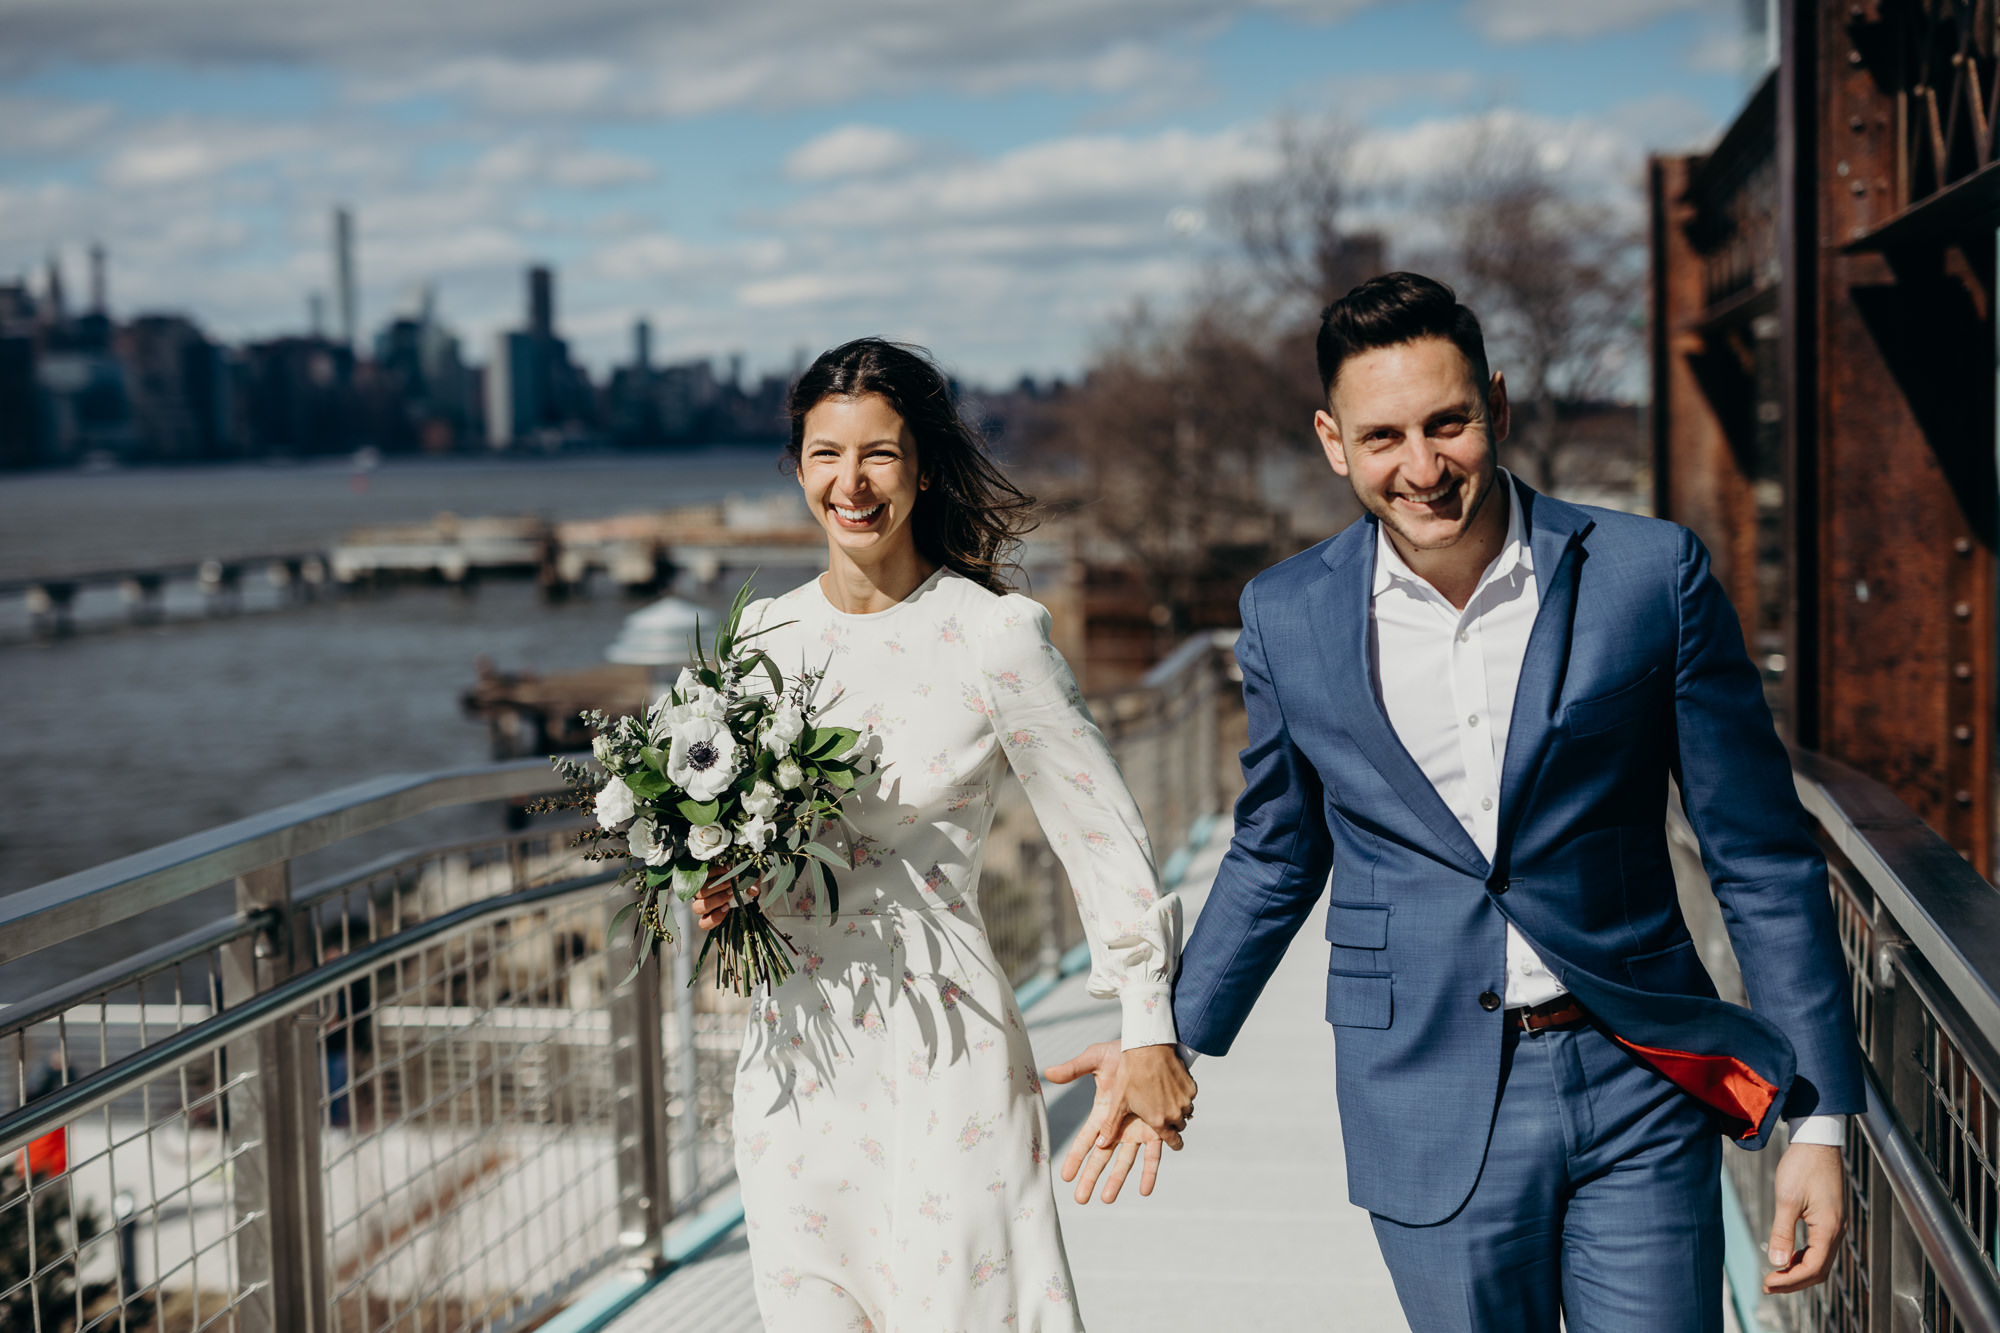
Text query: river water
0 448 820 999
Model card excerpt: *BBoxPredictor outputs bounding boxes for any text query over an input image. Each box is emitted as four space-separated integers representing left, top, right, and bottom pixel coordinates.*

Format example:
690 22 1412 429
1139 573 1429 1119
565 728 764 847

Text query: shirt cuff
1177 1042 1200 1068
1117 980 1178 1051
1787 1114 1846 1148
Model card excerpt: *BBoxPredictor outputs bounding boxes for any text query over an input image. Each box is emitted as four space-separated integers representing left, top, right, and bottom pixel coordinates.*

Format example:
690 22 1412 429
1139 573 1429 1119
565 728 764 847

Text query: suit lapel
1495 481 1595 870
1316 522 1489 877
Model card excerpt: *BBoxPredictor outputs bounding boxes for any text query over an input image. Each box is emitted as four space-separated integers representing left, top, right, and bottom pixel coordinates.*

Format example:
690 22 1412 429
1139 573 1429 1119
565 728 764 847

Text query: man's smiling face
1315 336 1509 557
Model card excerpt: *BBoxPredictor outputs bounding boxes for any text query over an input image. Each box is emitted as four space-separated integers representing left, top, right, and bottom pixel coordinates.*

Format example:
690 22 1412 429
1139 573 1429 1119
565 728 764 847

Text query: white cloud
2 1 1381 118
1466 0 1732 44
784 125 922 182
472 138 655 189
0 96 116 153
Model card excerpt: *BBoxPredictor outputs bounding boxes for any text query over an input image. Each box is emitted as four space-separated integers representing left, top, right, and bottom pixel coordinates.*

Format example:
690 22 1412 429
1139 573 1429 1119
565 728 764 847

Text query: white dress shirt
1365 473 1841 1148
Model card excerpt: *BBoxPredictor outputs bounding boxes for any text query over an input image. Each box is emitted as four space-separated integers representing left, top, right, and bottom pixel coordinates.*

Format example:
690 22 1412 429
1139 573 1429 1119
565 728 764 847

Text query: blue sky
0 0 1765 384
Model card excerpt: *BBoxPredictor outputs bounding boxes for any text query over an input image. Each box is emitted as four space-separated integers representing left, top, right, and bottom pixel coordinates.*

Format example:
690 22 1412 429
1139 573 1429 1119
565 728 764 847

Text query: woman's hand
1044 1040 1196 1203
689 865 759 930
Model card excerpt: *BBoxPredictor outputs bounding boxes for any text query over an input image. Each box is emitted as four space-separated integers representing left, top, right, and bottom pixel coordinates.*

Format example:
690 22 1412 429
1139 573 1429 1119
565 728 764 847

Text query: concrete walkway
606 838 1409 1331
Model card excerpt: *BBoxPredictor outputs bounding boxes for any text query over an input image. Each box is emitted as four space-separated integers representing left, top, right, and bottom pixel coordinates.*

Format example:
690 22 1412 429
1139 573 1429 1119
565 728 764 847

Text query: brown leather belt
1509 996 1588 1033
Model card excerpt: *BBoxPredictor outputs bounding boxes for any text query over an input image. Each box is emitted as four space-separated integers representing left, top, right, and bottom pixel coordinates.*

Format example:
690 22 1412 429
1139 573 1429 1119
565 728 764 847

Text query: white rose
736 813 774 851
775 756 805 790
594 777 636 830
762 700 806 756
686 821 732 861
591 733 615 765
666 715 739 802
627 817 672 866
741 780 780 819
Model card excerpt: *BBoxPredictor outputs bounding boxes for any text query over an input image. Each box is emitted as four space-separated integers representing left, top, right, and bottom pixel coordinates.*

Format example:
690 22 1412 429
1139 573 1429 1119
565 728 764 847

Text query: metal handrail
1790 746 2000 1055
1855 1062 2000 1329
0 755 572 966
0 869 615 1159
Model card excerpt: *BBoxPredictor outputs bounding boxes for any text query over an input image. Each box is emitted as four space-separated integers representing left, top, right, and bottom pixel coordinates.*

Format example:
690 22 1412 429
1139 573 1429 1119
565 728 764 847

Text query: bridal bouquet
542 580 878 995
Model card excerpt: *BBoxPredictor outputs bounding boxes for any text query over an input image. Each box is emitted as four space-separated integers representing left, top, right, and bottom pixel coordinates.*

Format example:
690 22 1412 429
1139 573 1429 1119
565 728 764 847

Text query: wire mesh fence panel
318 883 625 1333
1 1043 261 1333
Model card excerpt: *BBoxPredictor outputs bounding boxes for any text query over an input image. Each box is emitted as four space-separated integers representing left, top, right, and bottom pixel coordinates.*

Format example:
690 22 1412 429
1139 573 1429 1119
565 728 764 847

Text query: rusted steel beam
1651 152 1763 670
1808 0 1996 871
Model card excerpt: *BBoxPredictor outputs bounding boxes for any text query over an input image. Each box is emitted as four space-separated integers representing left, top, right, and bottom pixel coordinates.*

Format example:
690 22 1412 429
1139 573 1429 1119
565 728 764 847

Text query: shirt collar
1372 469 1528 599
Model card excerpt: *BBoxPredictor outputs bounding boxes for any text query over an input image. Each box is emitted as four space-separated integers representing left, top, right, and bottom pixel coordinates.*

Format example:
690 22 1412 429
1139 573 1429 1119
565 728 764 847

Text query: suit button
1479 990 1501 1012
1489 879 1507 895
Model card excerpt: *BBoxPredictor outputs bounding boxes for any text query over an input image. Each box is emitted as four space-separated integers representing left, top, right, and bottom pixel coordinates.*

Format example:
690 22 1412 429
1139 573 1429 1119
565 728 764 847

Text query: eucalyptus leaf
677 797 721 825
802 841 849 871
671 862 707 899
607 901 640 945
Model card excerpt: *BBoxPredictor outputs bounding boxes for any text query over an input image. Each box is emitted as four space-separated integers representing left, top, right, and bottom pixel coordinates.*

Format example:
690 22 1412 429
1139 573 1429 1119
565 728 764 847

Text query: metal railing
0 632 1242 1333
1681 748 2000 1333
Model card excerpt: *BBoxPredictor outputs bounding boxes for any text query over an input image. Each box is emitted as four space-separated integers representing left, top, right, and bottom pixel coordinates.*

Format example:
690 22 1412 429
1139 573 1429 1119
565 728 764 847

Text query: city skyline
1 0 1762 384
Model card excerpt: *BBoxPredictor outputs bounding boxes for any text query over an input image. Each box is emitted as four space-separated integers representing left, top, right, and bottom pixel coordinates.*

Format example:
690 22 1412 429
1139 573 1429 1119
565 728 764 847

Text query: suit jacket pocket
1563 667 1661 738
1324 901 1389 949
1325 968 1392 1029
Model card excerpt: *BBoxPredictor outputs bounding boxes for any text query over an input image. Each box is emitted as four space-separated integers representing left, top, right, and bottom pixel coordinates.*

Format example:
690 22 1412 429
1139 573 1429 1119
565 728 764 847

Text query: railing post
671 895 700 1208
610 925 672 1270
222 862 331 1333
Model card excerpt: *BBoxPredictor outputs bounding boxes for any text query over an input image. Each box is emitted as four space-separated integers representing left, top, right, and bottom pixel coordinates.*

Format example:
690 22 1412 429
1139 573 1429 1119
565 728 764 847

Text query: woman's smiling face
798 392 926 565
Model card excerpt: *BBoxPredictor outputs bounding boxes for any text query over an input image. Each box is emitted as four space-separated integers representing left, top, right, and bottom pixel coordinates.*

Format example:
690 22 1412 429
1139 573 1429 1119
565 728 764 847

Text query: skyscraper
333 207 357 353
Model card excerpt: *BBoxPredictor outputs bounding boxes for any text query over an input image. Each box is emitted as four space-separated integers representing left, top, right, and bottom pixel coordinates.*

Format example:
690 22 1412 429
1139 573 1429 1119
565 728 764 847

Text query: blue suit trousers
1369 1021 1723 1333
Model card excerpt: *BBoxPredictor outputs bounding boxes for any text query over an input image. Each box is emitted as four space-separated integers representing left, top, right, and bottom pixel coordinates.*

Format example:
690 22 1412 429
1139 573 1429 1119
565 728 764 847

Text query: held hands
1764 1142 1846 1294
1042 1041 1197 1204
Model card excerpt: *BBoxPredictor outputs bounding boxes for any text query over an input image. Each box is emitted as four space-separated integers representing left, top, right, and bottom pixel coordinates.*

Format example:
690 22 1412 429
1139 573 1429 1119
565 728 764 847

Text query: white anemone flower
667 715 739 802
594 778 636 830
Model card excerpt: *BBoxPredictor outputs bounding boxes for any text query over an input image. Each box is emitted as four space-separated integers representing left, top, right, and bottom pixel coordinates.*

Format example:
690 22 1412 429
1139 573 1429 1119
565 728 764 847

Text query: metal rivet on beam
1849 116 1866 131
1955 537 1974 555
1852 181 1867 194
1956 790 1973 807
1956 725 1974 744
1848 49 1863 64
1955 602 1973 619
1955 662 1974 680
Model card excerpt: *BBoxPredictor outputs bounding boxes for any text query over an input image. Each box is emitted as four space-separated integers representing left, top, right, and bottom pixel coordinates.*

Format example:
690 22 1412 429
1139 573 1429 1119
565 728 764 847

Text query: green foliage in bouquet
537 578 880 995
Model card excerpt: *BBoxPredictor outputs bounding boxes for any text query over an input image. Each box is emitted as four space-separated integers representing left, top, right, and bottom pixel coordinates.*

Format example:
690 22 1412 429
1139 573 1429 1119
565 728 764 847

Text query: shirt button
1479 990 1502 1012
1468 714 1480 727
1457 630 1469 643
1481 796 1494 811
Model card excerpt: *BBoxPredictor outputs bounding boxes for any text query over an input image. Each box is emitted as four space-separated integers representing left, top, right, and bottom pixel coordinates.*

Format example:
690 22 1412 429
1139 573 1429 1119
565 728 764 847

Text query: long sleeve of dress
974 594 1182 1049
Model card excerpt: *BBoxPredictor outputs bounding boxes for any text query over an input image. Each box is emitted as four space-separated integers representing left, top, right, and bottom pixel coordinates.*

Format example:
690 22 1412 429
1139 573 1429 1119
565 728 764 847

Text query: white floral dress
731 569 1182 1332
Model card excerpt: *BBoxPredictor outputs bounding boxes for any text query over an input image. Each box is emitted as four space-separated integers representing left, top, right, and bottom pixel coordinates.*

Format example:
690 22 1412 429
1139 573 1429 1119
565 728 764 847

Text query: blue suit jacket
1173 479 1865 1225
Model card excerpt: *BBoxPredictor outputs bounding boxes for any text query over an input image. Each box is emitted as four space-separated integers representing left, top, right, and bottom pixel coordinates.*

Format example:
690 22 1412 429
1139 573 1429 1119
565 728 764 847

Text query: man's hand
1764 1142 1846 1293
1044 1041 1196 1204
689 868 758 931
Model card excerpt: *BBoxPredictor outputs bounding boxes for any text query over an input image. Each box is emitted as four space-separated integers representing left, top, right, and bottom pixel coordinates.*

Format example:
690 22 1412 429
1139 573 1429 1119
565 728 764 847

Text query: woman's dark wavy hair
787 337 1036 593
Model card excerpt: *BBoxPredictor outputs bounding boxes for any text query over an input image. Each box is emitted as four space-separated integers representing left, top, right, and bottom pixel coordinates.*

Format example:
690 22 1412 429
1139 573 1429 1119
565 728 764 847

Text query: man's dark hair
1315 271 1490 403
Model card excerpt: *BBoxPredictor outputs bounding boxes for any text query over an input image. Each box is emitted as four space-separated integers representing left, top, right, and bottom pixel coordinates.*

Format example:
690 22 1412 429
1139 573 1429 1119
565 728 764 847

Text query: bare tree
1221 117 1387 312
1424 120 1642 495
1044 293 1328 650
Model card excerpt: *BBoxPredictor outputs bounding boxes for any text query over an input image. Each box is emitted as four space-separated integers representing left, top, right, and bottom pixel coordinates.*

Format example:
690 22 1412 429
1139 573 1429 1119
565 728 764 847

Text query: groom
1059 272 1864 1331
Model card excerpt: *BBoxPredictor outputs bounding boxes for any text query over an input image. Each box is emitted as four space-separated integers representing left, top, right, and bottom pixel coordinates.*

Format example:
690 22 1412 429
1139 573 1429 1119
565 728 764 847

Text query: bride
691 337 1197 1330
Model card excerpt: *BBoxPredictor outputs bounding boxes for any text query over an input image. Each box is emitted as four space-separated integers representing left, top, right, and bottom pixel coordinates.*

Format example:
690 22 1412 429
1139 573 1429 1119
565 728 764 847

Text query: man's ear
1315 408 1350 478
1488 371 1510 446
